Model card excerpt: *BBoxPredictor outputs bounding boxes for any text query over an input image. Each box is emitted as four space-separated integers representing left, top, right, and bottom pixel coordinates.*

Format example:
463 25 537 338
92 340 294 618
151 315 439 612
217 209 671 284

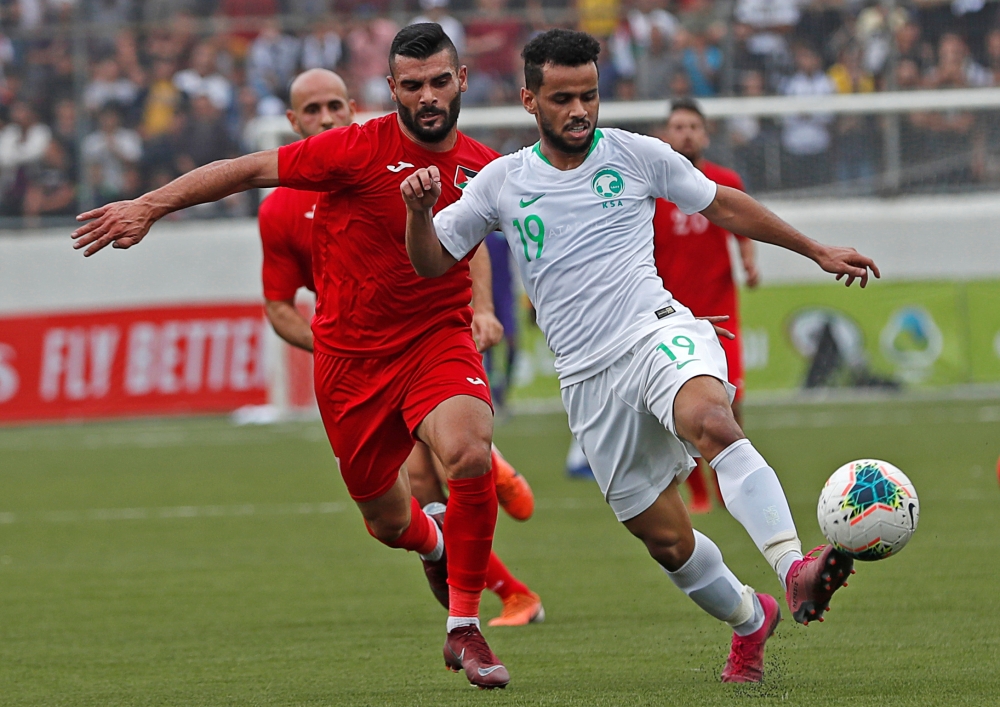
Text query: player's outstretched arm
264 299 314 353
72 151 280 257
401 166 458 278
702 186 881 288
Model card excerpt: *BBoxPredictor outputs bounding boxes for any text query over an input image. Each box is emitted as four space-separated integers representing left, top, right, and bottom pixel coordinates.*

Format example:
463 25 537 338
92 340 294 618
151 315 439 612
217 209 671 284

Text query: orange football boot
487 591 545 627
492 445 534 521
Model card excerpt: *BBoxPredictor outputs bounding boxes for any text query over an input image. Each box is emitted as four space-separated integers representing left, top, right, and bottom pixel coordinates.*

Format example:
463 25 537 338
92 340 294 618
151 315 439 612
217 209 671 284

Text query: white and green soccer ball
817 459 919 561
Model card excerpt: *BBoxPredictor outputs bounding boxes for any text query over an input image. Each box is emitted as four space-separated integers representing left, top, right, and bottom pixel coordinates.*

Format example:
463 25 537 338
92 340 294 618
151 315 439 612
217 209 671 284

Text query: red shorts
313 325 493 503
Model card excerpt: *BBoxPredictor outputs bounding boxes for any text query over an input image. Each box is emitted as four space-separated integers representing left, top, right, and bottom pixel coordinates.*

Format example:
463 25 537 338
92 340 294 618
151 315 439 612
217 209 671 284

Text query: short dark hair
668 97 706 124
522 29 601 92
389 23 459 73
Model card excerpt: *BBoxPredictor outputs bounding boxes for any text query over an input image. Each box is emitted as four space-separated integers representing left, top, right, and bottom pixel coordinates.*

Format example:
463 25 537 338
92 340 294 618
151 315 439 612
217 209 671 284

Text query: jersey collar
532 128 604 169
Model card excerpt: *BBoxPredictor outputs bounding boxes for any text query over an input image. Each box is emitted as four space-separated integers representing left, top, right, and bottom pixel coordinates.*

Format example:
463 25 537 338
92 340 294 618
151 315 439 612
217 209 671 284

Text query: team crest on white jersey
592 168 625 199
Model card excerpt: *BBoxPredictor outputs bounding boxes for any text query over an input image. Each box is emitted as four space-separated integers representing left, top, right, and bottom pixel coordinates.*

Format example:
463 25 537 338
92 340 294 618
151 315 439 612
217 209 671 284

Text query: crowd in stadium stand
0 0 998 219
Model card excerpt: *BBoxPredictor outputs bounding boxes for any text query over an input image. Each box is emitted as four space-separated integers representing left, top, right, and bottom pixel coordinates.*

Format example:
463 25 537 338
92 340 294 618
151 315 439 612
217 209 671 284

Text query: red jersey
258 187 318 301
277 114 499 357
653 160 746 317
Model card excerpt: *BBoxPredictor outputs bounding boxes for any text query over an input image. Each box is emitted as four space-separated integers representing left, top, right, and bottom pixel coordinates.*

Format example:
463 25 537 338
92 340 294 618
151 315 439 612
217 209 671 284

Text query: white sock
418 504 445 562
665 530 765 635
711 439 803 588
446 616 480 632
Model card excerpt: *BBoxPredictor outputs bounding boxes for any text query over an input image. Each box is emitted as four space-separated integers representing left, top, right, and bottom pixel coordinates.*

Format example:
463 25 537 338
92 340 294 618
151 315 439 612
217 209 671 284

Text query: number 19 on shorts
514 215 545 261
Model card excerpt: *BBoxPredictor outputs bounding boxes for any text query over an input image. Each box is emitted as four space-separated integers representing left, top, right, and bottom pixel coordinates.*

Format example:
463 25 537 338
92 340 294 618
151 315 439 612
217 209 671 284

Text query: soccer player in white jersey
400 29 880 683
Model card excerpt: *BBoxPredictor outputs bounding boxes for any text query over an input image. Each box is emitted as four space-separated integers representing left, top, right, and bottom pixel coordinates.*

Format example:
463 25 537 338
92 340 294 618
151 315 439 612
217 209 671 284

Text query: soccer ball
816 459 919 561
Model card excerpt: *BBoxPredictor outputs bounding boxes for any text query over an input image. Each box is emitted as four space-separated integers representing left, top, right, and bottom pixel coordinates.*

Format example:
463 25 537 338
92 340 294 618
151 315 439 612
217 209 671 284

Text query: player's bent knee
439 440 492 481
365 514 410 544
687 406 744 460
643 528 695 572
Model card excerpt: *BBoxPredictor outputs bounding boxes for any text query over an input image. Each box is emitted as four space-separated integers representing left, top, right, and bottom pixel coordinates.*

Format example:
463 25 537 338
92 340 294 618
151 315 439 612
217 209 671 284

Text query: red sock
365 496 438 556
685 462 711 505
486 552 530 600
449 587 481 620
444 473 497 616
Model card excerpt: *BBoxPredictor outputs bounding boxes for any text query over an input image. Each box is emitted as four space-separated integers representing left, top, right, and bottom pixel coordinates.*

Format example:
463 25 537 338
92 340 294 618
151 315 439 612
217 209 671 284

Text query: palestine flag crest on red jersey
454 165 479 189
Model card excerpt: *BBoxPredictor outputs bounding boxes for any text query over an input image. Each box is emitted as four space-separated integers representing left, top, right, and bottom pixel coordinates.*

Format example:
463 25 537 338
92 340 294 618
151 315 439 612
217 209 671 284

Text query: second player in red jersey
653 99 761 514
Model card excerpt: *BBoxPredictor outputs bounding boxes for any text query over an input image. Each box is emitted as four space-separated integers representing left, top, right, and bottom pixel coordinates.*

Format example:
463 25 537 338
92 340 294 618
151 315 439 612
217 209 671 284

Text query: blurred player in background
654 98 760 514
73 25 517 689
403 29 879 684
259 67 542 628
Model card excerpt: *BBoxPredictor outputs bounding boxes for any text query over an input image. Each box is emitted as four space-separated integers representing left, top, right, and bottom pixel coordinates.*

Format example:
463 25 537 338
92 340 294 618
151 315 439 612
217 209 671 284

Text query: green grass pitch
1 397 998 706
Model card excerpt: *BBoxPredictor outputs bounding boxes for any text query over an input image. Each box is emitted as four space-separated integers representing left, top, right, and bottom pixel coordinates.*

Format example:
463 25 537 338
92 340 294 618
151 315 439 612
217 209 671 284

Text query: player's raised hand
815 245 880 288
400 166 442 211
72 200 157 257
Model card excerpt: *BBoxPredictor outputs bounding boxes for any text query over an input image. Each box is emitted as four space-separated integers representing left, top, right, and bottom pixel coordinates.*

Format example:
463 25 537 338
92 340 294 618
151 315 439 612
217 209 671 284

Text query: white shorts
561 314 736 522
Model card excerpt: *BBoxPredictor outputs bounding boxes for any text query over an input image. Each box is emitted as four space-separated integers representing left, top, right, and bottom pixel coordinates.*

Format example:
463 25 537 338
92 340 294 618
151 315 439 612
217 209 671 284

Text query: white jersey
434 128 717 386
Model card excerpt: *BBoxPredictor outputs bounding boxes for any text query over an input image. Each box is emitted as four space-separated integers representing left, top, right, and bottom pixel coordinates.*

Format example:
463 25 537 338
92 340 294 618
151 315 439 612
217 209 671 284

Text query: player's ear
458 65 468 93
387 74 397 103
286 109 299 134
520 87 536 116
348 99 358 122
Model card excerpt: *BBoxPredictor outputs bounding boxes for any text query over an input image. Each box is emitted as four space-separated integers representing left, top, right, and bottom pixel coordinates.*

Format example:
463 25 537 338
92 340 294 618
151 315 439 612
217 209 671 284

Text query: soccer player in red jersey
653 98 761 514
73 25 514 688
260 67 543 627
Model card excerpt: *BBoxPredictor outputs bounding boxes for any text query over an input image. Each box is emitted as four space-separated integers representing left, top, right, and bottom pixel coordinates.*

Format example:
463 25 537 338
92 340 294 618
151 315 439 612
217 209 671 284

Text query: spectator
140 58 182 140
914 33 981 183
828 44 877 190
345 14 399 110
175 93 238 172
23 139 76 224
50 98 77 174
925 32 992 89
895 19 936 78
300 18 344 72
174 42 233 112
734 0 799 81
0 101 51 214
464 0 525 105
610 0 679 99
987 28 1000 84
413 0 465 56
728 69 773 192
81 106 142 207
83 57 140 117
247 19 301 99
680 28 722 97
779 43 835 189
855 2 910 77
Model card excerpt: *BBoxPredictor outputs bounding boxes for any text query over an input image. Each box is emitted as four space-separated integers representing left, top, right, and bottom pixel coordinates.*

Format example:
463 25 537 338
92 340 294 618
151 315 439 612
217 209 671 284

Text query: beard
539 111 596 155
396 91 462 144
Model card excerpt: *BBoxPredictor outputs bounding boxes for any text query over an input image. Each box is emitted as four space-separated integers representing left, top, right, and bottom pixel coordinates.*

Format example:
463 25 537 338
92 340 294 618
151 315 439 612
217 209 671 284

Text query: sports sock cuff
763 529 803 580
709 438 767 478
449 587 482 619
446 616 481 632
725 585 757 628
666 531 711 585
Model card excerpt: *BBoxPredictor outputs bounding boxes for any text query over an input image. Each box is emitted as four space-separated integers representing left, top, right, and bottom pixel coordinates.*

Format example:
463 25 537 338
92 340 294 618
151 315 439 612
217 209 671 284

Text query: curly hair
521 29 601 92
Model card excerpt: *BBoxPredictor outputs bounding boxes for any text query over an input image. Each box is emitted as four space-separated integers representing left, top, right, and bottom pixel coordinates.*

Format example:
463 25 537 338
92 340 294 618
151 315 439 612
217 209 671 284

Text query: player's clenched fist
400 166 442 211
